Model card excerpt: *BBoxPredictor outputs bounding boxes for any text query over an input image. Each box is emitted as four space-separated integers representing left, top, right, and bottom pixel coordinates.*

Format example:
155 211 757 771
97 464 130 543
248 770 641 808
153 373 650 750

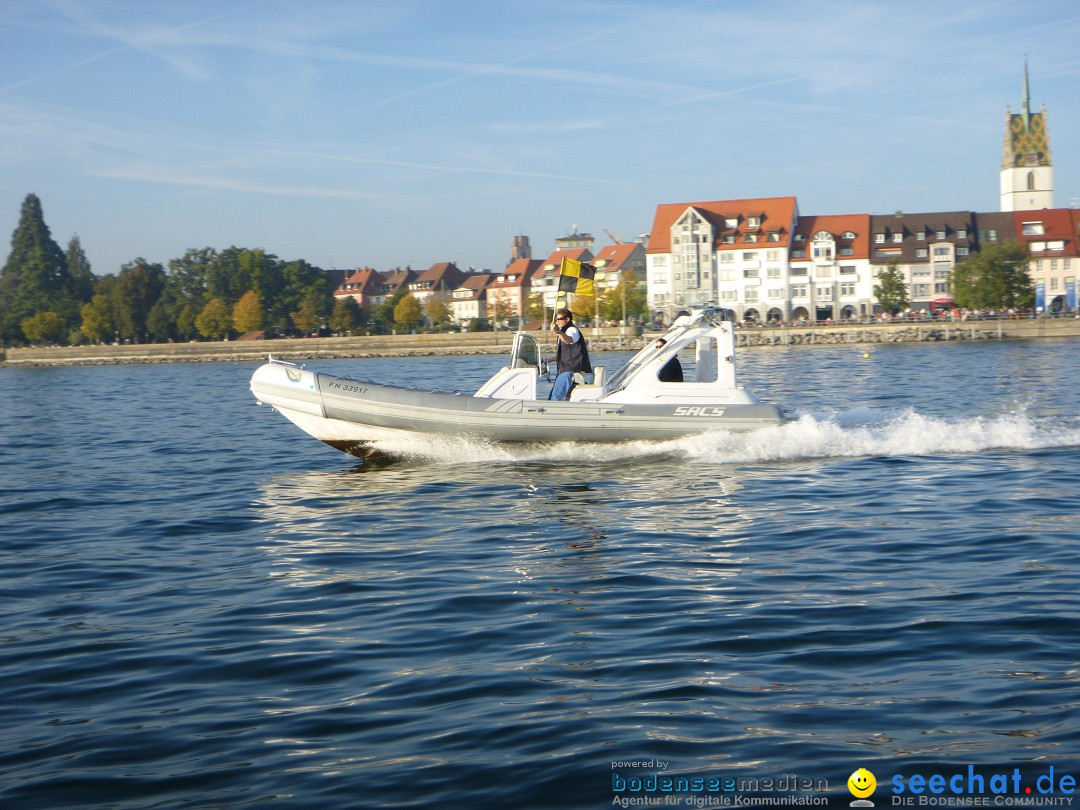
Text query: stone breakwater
736 322 1014 347
2 320 1079 367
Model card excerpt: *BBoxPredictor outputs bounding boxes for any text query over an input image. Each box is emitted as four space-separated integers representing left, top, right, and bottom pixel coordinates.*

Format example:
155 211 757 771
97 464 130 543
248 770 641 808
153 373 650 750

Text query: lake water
2 339 1079 809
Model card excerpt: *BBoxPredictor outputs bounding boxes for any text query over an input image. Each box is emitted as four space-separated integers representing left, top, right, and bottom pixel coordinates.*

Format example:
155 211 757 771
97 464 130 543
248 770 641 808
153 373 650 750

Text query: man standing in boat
547 308 592 400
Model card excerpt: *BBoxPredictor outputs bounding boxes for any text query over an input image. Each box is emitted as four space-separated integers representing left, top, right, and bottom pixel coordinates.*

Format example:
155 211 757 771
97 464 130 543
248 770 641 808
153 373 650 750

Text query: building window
957 247 969 256
792 248 806 258
989 229 998 241
957 229 967 239
913 284 930 297
791 284 808 297
767 232 780 242
936 230 946 240
933 246 950 257
742 252 755 261
744 268 759 279
747 216 761 228
744 288 758 302
892 233 903 243
767 267 781 278
916 232 926 240
653 273 668 285
916 248 928 258
874 234 885 244
725 217 739 228
746 233 758 243
768 288 784 299
839 266 857 275
1022 221 1045 236
839 247 853 256
816 286 832 300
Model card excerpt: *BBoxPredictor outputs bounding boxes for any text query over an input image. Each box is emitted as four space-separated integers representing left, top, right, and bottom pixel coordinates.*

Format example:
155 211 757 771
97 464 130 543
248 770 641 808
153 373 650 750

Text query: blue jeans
548 372 576 401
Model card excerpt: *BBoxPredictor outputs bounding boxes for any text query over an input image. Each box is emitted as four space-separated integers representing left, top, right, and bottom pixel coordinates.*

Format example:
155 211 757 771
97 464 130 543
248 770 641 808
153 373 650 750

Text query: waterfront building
1011 208 1078 312
592 241 646 301
407 261 467 305
486 258 541 326
1001 61 1053 212
533 247 594 313
790 214 873 321
869 211 980 312
333 267 383 309
449 272 495 325
645 196 798 322
555 226 594 252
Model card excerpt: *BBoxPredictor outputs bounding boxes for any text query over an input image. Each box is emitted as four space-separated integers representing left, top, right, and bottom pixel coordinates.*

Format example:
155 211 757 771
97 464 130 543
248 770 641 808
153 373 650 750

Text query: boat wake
365 407 1080 467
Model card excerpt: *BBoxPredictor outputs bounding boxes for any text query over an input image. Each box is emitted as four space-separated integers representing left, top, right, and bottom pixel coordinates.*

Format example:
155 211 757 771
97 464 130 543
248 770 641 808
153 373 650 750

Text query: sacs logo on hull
673 406 727 416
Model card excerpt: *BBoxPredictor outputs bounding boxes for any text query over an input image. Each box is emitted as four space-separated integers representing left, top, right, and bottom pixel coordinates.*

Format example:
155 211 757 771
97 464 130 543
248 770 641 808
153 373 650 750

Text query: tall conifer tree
0 193 73 343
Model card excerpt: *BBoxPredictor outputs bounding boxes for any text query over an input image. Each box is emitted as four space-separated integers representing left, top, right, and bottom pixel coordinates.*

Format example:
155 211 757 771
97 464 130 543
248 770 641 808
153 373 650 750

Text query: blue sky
1 0 1078 277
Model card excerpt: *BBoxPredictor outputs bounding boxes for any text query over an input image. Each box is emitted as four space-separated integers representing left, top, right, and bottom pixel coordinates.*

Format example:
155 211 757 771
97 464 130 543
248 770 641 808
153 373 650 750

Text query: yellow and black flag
557 257 596 297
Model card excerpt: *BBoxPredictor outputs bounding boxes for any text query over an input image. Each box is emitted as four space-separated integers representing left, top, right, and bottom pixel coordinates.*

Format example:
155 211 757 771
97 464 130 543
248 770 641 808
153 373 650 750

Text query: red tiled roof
592 242 641 269
1013 209 1078 255
334 266 382 295
490 259 542 287
415 261 466 288
647 196 798 253
792 214 872 259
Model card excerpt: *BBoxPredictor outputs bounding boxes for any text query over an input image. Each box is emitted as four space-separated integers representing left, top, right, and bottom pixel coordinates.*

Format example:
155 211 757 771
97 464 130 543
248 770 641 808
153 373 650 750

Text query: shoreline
3 319 1079 367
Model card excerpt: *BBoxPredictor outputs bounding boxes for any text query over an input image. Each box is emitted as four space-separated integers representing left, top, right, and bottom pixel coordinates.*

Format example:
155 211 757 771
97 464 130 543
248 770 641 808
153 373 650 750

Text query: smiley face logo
848 768 876 798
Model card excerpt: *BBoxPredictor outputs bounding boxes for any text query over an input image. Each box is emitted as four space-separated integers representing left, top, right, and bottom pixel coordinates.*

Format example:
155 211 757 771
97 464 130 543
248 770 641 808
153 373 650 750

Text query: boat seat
569 367 605 401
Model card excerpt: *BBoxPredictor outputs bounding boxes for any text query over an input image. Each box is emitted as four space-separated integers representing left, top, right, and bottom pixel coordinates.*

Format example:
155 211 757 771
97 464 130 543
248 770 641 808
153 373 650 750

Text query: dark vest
556 327 592 374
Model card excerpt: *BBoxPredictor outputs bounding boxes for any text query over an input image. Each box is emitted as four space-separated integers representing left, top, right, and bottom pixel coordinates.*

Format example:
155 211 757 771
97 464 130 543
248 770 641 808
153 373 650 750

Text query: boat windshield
605 308 730 390
509 332 542 373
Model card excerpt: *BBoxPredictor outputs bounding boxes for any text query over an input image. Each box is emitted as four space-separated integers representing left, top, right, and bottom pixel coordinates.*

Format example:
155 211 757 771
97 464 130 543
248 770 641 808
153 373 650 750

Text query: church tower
1000 60 1053 211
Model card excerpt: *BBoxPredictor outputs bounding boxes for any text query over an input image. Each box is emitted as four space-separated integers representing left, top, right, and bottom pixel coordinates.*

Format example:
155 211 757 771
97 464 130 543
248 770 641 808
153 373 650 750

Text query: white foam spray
366 408 1080 467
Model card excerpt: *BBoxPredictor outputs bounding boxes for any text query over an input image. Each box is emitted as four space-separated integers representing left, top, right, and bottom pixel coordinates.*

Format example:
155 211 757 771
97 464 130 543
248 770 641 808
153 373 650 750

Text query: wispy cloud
90 164 387 201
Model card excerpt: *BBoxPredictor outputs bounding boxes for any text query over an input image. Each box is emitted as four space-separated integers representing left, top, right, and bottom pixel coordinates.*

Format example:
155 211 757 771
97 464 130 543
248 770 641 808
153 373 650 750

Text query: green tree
329 296 363 334
146 301 172 342
176 303 198 341
873 260 910 315
950 242 1033 311
21 311 67 344
394 293 422 329
65 235 96 305
232 289 264 333
80 294 114 343
280 258 330 333
524 293 546 322
490 297 515 328
423 296 451 330
110 258 166 342
290 293 321 335
374 287 408 333
160 247 217 336
600 274 647 322
0 193 74 343
195 297 231 339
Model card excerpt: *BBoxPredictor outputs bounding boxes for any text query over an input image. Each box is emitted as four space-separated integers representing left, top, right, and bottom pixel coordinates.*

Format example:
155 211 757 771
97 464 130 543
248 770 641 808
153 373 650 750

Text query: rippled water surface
2 339 1079 809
